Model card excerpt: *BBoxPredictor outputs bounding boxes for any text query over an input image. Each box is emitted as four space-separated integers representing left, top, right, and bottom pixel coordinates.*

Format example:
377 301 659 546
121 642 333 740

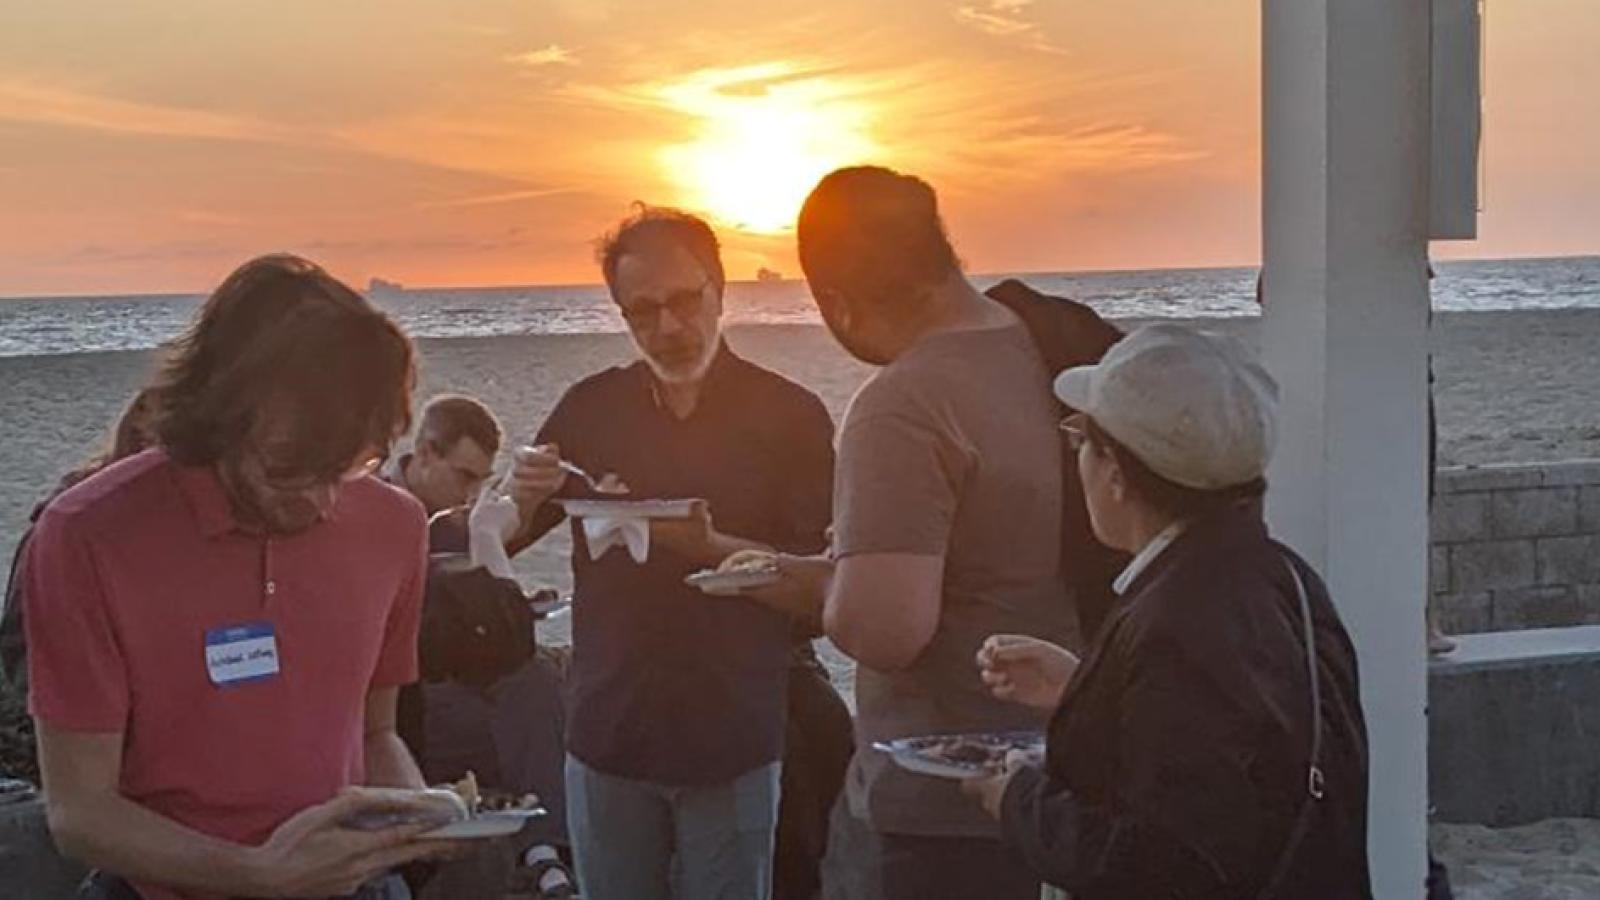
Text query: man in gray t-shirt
772 166 1075 900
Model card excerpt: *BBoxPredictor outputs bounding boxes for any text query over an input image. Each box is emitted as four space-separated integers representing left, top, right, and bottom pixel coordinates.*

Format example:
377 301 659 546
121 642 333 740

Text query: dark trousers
420 650 569 847
79 871 411 900
878 833 1040 900
774 664 854 900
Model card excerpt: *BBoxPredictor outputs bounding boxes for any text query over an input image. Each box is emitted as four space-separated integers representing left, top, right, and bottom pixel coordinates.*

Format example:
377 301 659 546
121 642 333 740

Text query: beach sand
1434 819 1600 898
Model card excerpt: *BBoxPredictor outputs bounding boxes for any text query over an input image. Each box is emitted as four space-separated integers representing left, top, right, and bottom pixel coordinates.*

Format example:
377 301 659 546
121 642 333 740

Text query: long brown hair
150 254 415 480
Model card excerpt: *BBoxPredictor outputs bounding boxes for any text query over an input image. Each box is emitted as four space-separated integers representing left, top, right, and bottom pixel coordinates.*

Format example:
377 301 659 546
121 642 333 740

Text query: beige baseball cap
1053 323 1279 491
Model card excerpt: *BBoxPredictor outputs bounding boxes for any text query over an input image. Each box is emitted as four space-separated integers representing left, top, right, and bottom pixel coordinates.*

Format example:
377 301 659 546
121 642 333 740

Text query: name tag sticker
204 622 281 687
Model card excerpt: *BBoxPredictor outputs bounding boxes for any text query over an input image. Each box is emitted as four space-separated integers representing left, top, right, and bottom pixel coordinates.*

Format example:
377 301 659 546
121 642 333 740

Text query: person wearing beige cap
965 324 1374 899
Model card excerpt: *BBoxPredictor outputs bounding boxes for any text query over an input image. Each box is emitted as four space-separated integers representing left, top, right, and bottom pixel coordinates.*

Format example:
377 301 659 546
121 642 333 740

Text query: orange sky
0 0 1596 296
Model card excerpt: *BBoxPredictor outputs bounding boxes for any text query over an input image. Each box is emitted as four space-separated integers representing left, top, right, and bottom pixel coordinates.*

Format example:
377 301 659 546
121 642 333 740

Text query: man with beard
23 255 457 900
765 167 1076 899
503 207 837 900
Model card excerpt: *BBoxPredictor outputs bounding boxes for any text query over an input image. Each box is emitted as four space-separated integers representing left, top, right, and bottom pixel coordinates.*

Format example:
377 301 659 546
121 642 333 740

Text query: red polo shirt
24 449 426 900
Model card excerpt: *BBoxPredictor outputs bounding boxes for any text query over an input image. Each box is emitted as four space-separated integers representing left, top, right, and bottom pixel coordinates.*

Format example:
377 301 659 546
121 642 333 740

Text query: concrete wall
1432 461 1600 633
1429 627 1600 826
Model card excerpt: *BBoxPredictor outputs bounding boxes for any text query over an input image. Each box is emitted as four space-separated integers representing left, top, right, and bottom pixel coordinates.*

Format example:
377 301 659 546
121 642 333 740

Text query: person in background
503 207 837 900
767 166 1074 900
3 388 160 696
1 388 160 793
384 393 503 760
966 324 1372 899
387 394 500 534
24 254 457 900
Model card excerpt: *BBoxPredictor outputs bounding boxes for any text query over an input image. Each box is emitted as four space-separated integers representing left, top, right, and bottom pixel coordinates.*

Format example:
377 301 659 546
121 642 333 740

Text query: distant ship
368 277 405 298
755 267 783 284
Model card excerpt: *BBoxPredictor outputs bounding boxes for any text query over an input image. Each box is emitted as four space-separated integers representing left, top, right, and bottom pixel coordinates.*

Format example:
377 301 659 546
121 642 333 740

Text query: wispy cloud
175 209 250 227
505 45 578 68
0 80 294 142
953 0 1066 55
416 186 578 210
949 121 1208 175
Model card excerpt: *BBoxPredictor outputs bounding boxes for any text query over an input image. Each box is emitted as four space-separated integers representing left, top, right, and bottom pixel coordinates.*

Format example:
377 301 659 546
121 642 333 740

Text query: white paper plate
685 568 782 596
874 732 1045 780
422 808 546 840
560 499 698 520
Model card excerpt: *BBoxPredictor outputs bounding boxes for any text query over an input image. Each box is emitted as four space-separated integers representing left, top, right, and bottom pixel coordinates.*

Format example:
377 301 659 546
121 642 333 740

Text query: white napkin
466 485 520 581
581 516 650 563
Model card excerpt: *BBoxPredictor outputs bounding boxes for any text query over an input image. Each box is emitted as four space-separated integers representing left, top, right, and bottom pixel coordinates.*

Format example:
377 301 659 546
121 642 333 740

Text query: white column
1262 1 1431 898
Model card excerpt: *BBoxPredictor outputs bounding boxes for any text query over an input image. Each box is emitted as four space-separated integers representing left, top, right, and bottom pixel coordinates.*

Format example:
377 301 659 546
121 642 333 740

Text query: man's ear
819 287 854 332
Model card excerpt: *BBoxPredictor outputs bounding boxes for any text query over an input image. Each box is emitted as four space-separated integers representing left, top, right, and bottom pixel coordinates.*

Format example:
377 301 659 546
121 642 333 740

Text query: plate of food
686 550 782 596
873 731 1045 780
342 772 545 840
559 498 699 520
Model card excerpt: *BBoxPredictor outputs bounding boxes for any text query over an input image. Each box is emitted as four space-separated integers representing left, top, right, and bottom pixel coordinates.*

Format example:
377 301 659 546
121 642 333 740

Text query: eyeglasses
618 279 712 330
1059 414 1089 452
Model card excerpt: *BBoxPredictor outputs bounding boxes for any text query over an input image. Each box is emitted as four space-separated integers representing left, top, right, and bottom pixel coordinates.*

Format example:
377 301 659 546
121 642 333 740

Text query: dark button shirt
533 344 834 785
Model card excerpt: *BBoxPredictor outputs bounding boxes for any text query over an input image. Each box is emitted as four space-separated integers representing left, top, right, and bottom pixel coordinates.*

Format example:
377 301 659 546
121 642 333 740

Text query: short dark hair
418 395 502 457
596 204 725 293
152 254 415 480
1083 416 1265 520
797 166 961 312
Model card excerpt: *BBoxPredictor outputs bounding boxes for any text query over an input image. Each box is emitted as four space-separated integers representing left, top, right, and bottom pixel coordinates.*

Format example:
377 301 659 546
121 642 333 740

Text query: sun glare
657 64 880 234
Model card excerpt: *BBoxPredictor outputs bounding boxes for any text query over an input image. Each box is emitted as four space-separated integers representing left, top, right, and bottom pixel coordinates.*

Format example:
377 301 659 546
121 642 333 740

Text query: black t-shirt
534 345 834 785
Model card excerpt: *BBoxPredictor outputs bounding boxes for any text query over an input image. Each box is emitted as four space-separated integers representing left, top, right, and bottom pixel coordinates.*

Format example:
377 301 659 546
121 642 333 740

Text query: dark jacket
1000 503 1372 900
984 279 1128 642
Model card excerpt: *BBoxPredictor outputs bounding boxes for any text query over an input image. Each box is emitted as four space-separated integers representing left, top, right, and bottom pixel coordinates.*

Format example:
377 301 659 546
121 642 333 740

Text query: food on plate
716 549 779 575
449 770 481 814
446 769 541 814
917 733 1043 771
480 790 542 812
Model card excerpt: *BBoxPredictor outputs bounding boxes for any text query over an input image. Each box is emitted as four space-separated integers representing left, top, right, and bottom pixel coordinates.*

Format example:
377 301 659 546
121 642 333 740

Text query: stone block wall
1432 461 1600 634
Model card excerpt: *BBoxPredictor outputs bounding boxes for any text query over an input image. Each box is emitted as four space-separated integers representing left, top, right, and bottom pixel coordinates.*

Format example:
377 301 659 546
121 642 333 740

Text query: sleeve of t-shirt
23 510 130 732
370 514 427 689
832 384 966 558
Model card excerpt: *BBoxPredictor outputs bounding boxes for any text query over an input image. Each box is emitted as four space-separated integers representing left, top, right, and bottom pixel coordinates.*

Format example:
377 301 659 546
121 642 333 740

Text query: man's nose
655 307 687 337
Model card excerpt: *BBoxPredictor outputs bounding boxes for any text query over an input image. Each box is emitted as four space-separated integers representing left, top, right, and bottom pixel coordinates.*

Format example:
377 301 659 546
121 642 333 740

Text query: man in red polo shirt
24 255 455 900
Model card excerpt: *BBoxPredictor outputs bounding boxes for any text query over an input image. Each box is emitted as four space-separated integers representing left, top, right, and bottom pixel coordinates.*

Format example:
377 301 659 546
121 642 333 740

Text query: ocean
1 256 1597 358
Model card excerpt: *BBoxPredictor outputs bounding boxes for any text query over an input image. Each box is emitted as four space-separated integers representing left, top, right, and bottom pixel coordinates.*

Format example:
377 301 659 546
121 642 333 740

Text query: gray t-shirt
835 321 1075 838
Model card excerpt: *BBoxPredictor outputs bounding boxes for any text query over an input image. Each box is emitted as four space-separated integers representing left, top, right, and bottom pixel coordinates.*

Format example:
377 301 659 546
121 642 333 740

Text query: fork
559 460 627 495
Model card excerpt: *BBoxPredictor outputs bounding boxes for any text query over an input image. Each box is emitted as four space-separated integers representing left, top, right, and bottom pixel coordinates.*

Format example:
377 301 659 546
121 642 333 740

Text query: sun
656 64 880 235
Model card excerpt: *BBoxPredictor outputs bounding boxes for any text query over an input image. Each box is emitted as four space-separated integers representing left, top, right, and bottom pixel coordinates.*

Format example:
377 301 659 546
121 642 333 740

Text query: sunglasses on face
619 278 711 330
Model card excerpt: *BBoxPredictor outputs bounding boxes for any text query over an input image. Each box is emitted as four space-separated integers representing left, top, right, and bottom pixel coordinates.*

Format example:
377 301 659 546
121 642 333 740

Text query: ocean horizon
2 255 1597 359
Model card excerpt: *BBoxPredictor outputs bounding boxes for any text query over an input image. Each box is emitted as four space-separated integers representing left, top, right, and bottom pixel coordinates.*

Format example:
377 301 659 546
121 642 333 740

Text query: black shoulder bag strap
1255 554 1326 900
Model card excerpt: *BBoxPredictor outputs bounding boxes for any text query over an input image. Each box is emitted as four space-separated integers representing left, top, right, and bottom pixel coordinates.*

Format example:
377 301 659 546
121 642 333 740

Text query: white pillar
1262 1 1431 898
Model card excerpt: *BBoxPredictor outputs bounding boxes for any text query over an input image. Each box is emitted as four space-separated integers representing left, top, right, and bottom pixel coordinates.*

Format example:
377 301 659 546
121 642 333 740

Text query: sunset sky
1 0 1596 296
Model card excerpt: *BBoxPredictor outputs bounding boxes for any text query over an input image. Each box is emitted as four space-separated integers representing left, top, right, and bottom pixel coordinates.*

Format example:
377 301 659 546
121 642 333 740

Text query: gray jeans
565 755 781 900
